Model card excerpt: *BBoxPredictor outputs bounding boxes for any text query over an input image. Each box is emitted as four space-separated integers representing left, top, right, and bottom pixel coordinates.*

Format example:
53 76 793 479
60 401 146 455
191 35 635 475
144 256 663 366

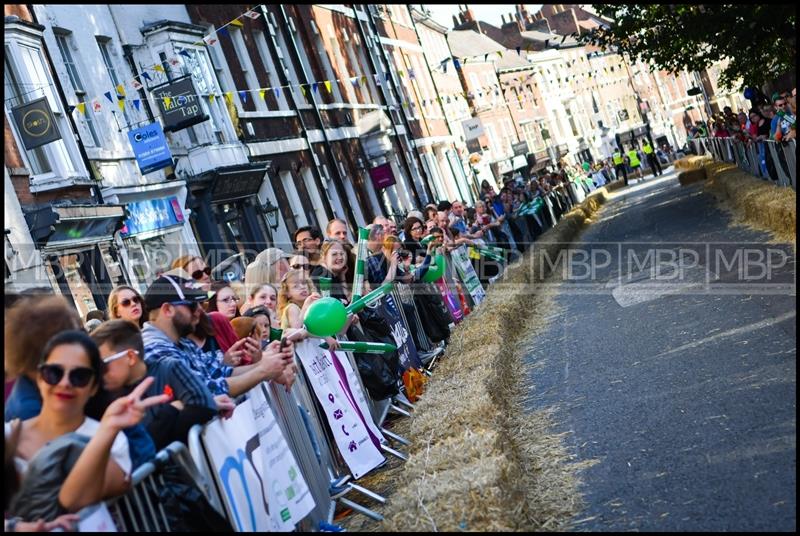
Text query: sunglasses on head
102 349 138 368
119 296 142 307
38 363 95 388
191 267 212 280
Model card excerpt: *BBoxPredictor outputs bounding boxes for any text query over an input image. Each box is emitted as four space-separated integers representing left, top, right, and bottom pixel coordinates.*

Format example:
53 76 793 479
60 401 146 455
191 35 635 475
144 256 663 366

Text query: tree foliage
579 4 796 90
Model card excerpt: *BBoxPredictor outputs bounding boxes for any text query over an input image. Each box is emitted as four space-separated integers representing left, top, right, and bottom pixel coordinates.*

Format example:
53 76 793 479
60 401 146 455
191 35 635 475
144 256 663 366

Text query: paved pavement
523 168 796 531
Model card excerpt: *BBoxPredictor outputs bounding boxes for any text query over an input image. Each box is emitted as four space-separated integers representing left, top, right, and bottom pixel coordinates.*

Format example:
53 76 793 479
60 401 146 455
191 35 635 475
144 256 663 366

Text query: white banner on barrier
295 339 386 479
203 396 313 532
451 246 486 305
250 385 316 529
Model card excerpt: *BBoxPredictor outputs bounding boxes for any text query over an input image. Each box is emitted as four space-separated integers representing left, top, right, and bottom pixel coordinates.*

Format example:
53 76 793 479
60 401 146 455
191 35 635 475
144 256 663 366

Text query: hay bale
674 155 713 170
704 163 796 243
678 168 707 186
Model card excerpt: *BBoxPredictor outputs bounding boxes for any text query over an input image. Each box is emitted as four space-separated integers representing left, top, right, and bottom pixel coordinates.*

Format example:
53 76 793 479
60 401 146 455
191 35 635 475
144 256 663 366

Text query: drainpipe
261 5 356 232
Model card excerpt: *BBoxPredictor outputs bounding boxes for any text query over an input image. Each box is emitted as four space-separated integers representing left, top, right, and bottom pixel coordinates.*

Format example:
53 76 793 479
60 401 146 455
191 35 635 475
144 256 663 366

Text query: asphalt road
523 168 796 531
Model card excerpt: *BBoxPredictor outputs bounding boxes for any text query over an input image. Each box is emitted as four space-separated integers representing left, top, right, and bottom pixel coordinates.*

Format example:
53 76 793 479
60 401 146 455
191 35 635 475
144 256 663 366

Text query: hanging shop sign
512 141 529 157
127 122 173 175
11 97 62 150
120 196 184 237
461 117 485 141
368 162 396 190
152 75 209 132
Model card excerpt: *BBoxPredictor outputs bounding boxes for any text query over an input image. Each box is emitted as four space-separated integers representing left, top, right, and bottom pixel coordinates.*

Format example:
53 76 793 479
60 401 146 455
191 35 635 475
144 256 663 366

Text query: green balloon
304 297 347 337
422 254 446 283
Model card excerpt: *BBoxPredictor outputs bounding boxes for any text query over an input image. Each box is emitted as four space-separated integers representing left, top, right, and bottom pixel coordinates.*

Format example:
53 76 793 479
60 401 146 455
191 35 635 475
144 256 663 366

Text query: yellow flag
163 96 172 108
324 80 331 93
300 85 306 97
116 84 125 97
361 75 367 86
225 92 233 104
153 64 165 73
118 100 125 111
229 18 244 27
209 94 216 103
76 102 86 114
259 89 266 100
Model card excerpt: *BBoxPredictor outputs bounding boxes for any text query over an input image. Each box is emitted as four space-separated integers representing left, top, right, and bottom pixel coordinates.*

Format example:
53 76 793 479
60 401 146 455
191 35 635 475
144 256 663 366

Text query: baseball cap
771 92 782 103
254 247 290 267
243 305 270 318
144 275 209 311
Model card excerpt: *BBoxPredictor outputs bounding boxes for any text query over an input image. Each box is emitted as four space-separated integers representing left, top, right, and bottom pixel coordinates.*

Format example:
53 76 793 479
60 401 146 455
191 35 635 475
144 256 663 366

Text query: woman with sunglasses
108 285 146 327
5 331 168 519
172 255 213 292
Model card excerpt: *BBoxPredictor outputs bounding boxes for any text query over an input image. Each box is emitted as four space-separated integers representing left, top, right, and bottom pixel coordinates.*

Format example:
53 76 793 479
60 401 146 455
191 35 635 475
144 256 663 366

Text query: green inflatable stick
319 340 397 354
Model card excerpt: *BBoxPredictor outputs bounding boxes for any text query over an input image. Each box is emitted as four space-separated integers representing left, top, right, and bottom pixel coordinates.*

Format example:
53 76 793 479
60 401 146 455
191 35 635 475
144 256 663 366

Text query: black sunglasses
38 363 95 388
191 267 212 280
119 296 142 307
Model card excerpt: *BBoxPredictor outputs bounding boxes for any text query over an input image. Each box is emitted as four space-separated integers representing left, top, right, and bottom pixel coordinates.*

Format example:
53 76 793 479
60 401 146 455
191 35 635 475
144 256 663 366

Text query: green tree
579 5 796 90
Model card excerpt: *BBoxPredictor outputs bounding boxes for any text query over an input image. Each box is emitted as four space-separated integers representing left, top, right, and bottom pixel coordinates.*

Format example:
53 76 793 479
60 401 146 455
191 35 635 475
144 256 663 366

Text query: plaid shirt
367 252 388 285
140 324 217 414
177 339 233 396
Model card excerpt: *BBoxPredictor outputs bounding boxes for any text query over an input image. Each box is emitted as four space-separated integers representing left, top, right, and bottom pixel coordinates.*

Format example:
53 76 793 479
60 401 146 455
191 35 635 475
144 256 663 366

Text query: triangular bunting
132 99 141 111
116 84 126 97
300 85 306 97
259 89 266 100
104 91 114 103
224 92 233 104
516 46 521 55
397 70 404 78
351 76 359 87
244 9 261 19
92 100 102 112
497 51 503 57
141 72 152 82
209 94 216 103
324 80 331 93
179 49 192 58
131 79 143 90
384 72 390 81
361 75 367 86
484 53 489 62
217 27 229 37
229 18 244 28
273 87 280 98
453 58 461 70
239 90 248 102
76 102 86 114
408 69 415 80
312 82 319 93
169 58 181 67
203 35 219 46
67 105 75 114
153 64 165 73
118 100 125 111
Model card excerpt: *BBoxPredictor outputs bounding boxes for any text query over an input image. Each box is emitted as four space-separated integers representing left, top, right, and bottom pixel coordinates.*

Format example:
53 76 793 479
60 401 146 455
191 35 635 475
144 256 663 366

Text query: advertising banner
295 340 386 479
12 97 62 150
450 246 486 305
127 122 173 175
375 294 421 371
120 195 183 237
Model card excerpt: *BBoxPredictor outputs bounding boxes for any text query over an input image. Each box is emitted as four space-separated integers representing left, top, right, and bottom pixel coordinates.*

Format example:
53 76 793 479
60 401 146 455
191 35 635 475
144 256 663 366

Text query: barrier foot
348 482 387 504
394 394 415 410
381 428 411 446
389 404 411 417
421 368 433 377
338 497 384 522
380 443 409 462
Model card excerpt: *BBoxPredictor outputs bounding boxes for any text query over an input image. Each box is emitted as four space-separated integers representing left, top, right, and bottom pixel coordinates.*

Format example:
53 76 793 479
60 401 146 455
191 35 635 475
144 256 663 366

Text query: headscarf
207 312 240 353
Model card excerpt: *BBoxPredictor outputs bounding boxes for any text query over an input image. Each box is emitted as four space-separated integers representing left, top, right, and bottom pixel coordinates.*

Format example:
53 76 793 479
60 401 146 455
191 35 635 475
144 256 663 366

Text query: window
54 32 101 147
469 73 483 105
96 37 133 126
252 30 290 110
230 28 267 112
4 28 87 185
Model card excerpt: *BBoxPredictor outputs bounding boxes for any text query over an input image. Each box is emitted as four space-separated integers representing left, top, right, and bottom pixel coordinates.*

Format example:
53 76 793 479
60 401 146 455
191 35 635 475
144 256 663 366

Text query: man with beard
141 275 234 448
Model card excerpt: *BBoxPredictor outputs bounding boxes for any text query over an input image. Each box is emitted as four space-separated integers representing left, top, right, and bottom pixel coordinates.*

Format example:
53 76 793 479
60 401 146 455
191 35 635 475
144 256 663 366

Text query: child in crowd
277 269 340 349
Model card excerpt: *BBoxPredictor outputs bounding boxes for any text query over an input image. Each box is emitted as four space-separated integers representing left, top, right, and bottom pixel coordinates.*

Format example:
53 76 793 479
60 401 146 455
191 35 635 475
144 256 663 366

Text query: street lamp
261 199 280 230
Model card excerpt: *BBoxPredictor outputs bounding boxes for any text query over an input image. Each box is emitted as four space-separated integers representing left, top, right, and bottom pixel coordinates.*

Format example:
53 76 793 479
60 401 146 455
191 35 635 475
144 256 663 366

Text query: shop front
25 204 127 319
186 163 274 269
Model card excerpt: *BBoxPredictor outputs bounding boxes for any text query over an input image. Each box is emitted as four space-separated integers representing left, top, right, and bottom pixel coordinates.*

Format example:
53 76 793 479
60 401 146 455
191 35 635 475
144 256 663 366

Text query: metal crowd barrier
691 137 796 190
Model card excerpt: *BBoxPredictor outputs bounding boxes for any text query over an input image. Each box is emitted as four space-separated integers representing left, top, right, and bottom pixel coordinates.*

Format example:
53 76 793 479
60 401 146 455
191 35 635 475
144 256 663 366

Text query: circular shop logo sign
22 108 51 138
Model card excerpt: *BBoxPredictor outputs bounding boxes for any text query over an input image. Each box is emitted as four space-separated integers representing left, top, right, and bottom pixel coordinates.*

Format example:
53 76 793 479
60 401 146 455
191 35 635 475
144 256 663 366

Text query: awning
190 163 271 203
511 155 528 170
26 204 126 249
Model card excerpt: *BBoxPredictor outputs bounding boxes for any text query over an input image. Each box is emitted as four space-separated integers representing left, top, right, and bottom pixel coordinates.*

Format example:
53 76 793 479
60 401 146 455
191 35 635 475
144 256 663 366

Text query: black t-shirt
310 265 349 303
403 239 426 263
757 120 771 137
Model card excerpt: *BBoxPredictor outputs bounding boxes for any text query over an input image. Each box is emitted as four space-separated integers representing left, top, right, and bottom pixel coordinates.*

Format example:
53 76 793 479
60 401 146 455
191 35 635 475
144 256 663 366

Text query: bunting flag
76 102 86 114
324 80 331 93
209 94 216 103
92 100 102 112
229 18 244 28
132 99 141 111
153 64 165 73
141 72 152 82
169 58 181 67
217 27 229 37
497 51 503 57
442 62 448 73
224 92 233 104
408 69 415 80
118 100 125 112
116 84 126 97
203 35 219 46
516 46 521 55
131 79 143 90
397 70 404 78
484 53 489 62
300 85 306 97
179 49 192 59
453 58 461 70
104 91 114 103
244 9 261 19
311 82 318 93
384 72 390 81
259 89 266 100
350 76 359 87
273 87 280 98
67 105 75 114
239 90 248 102
163 96 172 108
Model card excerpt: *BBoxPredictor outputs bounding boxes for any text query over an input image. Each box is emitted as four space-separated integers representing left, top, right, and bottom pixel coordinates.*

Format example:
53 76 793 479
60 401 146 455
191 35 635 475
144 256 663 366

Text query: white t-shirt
5 417 132 478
